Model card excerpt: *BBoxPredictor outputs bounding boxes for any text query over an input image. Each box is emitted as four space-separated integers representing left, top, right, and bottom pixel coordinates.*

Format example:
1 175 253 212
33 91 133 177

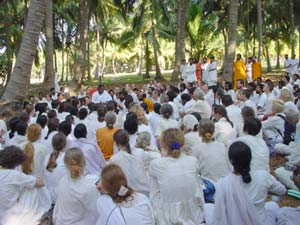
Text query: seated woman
96 164 154 225
53 147 99 225
192 119 231 183
0 146 45 225
149 128 205 225
213 105 237 146
205 141 286 225
109 130 150 195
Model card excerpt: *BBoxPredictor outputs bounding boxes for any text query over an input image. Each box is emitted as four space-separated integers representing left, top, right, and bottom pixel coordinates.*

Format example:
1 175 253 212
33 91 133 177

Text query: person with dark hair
92 83 113 104
124 115 139 146
47 109 57 119
213 105 237 146
78 108 89 126
181 93 194 113
138 92 154 112
224 81 237 102
240 89 257 114
19 112 30 124
233 53 246 90
7 117 20 140
0 146 45 224
43 118 59 151
254 83 267 112
95 164 154 225
58 121 72 137
235 118 269 171
263 80 275 115
205 141 286 225
166 90 180 120
110 129 150 195
96 112 118 160
4 120 27 147
69 124 106 175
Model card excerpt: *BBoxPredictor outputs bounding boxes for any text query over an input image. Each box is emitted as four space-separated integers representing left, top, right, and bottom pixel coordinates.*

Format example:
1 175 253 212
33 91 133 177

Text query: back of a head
161 128 184 158
242 89 251 99
0 146 27 169
124 117 138 135
47 110 57 119
101 164 133 203
229 141 252 183
74 123 87 139
285 109 300 125
136 131 151 148
182 114 199 132
272 99 285 113
16 120 28 136
47 118 60 132
64 147 86 179
78 108 88 120
106 101 116 112
59 121 72 136
181 93 191 102
52 132 67 151
242 106 255 120
37 115 48 128
193 88 204 100
153 103 161 114
19 112 29 123
160 94 169 103
105 111 116 129
160 103 173 119
243 118 261 136
199 118 214 143
222 95 233 107
167 90 177 102
27 124 42 142
113 129 129 147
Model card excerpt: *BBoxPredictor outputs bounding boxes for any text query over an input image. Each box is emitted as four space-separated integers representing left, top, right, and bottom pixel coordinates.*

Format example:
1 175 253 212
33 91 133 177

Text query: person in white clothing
69 124 106 175
263 81 275 116
289 55 299 77
92 84 113 103
240 89 257 115
180 59 188 82
279 88 298 113
192 119 231 183
185 58 197 83
42 118 59 152
246 57 253 82
284 54 291 75
148 103 161 137
224 82 237 103
53 147 99 225
110 130 150 195
236 118 270 171
0 146 46 225
207 56 218 87
96 164 154 225
204 141 286 225
43 132 68 202
149 128 205 225
213 105 237 146
4 120 27 148
255 84 267 112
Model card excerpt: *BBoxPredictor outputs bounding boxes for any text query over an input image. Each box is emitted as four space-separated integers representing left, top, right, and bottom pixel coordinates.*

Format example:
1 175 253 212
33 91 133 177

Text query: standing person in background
251 56 262 82
233 54 247 90
202 57 209 84
185 58 197 84
207 56 218 89
180 59 187 82
246 57 253 83
195 58 202 84
284 54 291 76
289 54 299 78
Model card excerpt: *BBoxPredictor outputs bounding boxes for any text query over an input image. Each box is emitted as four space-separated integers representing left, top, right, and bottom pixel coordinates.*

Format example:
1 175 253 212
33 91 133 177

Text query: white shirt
255 93 267 110
185 64 197 83
224 90 237 102
202 63 209 83
180 64 188 82
156 117 180 137
214 118 237 146
262 113 285 143
226 104 243 135
264 92 275 115
4 134 27 148
53 175 99 225
168 101 180 120
246 62 252 82
207 61 218 86
148 112 161 137
91 90 113 103
185 99 212 119
192 141 231 182
236 135 270 171
96 193 154 225
241 99 257 115
289 58 299 75
284 101 298 114
149 154 205 224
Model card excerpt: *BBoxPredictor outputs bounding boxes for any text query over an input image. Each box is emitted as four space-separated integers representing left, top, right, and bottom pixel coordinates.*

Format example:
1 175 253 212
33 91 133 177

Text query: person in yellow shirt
96 112 118 160
233 54 246 90
139 93 154 112
251 56 262 81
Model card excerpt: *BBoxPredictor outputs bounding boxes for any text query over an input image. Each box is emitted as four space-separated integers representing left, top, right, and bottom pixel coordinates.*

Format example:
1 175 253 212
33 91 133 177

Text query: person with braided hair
204 141 286 225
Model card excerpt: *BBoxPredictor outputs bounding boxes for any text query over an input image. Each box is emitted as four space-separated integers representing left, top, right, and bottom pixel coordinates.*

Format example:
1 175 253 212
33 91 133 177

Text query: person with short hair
53 148 99 225
233 54 246 90
149 128 205 225
240 89 257 115
92 83 113 104
4 120 27 147
251 56 262 81
95 164 154 225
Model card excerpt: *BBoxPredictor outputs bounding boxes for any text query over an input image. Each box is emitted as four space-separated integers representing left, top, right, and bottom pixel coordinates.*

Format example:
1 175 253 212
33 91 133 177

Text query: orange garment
251 61 262 81
143 98 154 112
196 63 202 81
96 127 118 160
233 60 246 90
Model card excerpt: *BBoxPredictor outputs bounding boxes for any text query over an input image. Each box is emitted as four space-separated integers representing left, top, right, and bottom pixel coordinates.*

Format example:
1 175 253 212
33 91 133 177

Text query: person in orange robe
195 58 202 82
233 54 246 90
251 56 262 81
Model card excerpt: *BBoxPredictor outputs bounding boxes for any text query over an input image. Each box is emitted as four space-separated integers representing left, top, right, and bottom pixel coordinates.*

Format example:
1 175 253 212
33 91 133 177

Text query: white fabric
185 100 212 119
87 120 106 142
274 167 299 191
182 114 198 130
226 104 243 135
246 62 252 82
214 118 237 146
53 175 99 225
207 61 217 86
96 193 154 225
168 101 180 120
185 64 197 83
255 93 267 109
91 90 113 103
155 117 180 137
69 138 106 175
241 99 257 115
0 119 7 134
202 63 209 84
184 132 202 153
191 141 231 182
149 154 205 225
41 131 58 153
289 58 299 75
109 151 150 195
265 92 275 115
284 101 299 114
4 135 26 148
148 112 161 137
224 90 237 103
236 135 270 171
276 207 300 225
180 64 188 82
43 152 67 202
262 113 285 143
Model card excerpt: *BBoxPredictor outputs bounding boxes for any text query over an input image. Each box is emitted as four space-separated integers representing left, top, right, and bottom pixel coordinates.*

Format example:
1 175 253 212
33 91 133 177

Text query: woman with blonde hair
192 119 231 183
53 147 99 225
279 88 298 113
129 104 157 148
43 132 68 201
149 128 205 225
96 164 154 225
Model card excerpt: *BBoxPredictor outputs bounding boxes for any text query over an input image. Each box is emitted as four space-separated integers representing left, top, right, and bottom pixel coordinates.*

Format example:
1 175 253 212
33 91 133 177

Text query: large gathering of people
0 53 300 225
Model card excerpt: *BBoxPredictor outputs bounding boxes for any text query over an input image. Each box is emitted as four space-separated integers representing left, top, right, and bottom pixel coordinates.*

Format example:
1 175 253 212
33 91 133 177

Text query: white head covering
182 114 198 130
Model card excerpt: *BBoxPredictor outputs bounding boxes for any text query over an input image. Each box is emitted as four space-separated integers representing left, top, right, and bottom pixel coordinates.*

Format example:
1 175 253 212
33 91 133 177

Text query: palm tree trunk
222 0 238 82
2 0 45 101
145 35 151 79
61 18 65 82
152 27 162 80
257 0 263 61
95 21 100 79
290 0 295 56
171 0 189 81
276 39 280 69
264 43 272 72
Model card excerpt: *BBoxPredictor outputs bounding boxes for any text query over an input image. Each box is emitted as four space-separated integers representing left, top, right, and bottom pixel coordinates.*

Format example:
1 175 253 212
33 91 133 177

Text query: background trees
0 0 299 100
